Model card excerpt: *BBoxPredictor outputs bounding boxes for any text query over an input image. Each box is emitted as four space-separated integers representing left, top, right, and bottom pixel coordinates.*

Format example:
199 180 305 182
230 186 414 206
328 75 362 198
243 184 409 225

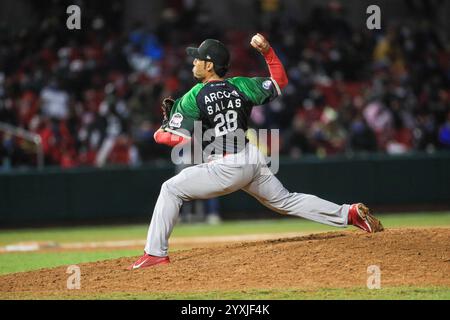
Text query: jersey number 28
214 110 238 137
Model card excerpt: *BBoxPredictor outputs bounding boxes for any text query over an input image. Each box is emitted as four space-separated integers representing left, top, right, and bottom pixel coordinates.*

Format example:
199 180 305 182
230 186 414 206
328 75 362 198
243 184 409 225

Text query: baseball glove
161 97 175 120
161 97 175 127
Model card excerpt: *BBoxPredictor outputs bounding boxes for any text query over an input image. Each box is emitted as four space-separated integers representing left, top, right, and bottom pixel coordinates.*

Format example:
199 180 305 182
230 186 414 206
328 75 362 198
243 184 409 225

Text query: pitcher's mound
1 228 449 297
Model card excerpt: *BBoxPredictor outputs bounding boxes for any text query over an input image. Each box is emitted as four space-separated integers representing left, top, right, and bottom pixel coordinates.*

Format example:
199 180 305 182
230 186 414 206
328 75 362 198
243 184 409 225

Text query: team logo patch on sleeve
169 113 183 128
262 80 273 90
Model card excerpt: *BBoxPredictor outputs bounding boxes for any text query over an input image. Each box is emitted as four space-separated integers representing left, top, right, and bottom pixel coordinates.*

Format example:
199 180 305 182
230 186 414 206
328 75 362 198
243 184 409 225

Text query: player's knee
266 193 294 212
161 179 176 195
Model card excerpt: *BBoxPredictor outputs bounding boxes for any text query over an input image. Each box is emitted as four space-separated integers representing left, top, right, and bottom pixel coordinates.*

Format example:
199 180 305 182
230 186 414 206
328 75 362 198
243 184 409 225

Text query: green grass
1 212 449 246
80 287 450 300
2 287 450 300
0 250 138 275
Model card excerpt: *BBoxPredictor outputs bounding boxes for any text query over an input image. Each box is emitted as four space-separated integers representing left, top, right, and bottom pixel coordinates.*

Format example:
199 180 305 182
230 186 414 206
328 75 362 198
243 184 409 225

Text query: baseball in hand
250 33 270 54
251 34 263 45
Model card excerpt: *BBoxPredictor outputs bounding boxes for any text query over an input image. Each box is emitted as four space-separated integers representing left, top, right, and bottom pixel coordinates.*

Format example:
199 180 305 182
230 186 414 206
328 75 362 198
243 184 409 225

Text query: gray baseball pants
145 143 350 257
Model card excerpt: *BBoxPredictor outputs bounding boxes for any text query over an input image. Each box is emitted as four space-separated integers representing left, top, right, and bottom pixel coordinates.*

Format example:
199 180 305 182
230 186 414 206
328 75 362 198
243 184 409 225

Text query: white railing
0 122 44 169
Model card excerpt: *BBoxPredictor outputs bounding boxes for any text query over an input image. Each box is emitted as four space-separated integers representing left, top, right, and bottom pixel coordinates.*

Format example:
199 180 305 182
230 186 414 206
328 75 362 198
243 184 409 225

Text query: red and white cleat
348 203 384 233
127 252 170 270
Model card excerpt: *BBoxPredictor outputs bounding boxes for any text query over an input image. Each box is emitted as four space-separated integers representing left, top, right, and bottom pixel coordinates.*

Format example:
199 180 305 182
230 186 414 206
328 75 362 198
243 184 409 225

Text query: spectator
40 79 70 120
0 1 448 170
283 113 314 158
348 116 378 153
438 111 450 149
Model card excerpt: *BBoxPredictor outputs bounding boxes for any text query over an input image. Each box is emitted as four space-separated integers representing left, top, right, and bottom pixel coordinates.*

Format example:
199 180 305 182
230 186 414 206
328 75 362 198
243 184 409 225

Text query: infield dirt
1 228 449 298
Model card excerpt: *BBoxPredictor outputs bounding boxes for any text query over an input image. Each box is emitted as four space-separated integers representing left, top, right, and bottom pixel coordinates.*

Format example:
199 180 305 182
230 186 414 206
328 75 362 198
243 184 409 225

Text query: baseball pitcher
128 33 384 270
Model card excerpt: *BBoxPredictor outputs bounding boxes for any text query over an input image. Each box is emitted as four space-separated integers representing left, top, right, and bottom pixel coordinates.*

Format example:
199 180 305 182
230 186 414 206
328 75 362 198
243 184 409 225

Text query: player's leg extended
144 161 254 257
242 169 350 227
242 163 383 232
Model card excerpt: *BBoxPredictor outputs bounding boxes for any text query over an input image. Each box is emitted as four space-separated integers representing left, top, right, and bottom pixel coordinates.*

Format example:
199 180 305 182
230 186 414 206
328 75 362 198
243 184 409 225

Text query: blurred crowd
0 0 449 170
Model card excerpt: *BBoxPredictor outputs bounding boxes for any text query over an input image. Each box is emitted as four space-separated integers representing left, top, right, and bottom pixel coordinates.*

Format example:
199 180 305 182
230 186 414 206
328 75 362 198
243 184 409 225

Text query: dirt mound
1 228 449 297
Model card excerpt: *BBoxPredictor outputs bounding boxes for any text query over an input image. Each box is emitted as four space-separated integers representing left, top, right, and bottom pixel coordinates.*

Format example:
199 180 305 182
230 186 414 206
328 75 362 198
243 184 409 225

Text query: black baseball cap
186 39 230 69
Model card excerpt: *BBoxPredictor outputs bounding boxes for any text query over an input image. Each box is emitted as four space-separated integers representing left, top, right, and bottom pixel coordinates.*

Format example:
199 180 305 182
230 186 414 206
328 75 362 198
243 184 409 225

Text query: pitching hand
250 33 270 54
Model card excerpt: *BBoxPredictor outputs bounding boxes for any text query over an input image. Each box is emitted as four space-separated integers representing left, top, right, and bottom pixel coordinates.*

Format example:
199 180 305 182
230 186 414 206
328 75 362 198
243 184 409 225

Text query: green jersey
165 76 281 154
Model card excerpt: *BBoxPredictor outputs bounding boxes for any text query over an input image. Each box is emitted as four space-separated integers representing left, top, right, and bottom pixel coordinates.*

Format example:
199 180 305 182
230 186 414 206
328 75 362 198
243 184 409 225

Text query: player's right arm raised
250 33 288 91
